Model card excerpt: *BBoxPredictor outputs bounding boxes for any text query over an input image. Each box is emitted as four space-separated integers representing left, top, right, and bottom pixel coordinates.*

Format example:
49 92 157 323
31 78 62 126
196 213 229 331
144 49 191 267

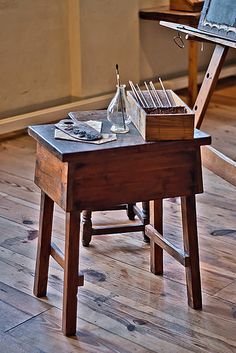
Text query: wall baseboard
1 63 236 136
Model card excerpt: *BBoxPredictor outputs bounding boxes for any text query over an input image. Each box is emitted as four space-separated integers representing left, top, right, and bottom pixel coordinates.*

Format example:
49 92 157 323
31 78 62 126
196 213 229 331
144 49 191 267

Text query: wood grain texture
170 0 203 12
194 45 229 129
127 91 195 141
140 5 200 27
63 210 81 336
0 84 235 351
33 192 54 297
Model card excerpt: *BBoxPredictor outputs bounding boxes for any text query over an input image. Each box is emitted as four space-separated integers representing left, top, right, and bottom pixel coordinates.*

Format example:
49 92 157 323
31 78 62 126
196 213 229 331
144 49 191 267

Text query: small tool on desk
136 84 149 108
149 81 163 107
115 64 126 130
158 77 172 107
144 81 157 108
129 80 144 106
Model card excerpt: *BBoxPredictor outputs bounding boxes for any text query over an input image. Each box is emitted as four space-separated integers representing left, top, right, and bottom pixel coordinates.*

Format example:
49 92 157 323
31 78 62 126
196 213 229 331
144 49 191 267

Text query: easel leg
34 191 54 297
150 199 163 275
188 40 198 108
181 195 202 309
194 44 228 129
63 210 81 336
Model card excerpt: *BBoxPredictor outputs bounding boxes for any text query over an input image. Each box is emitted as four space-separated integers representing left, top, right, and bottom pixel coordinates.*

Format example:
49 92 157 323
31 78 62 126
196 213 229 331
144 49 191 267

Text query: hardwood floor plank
0 331 41 353
7 307 158 353
214 280 236 304
0 282 51 316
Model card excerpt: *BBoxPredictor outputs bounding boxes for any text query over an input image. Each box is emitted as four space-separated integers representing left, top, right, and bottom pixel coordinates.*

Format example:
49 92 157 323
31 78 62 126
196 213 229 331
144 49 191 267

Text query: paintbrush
144 81 157 108
115 64 126 129
159 77 172 107
115 64 120 87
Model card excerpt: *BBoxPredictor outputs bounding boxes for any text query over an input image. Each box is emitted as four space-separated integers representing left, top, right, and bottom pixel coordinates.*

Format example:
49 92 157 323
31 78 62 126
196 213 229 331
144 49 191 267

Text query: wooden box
170 0 204 12
127 90 194 141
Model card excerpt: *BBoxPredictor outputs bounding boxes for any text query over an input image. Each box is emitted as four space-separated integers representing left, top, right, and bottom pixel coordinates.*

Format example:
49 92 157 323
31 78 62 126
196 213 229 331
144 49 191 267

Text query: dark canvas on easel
198 0 236 42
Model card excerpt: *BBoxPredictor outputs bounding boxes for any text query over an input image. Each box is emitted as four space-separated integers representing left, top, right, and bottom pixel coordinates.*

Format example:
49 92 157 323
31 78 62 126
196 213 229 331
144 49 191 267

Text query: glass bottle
107 84 130 133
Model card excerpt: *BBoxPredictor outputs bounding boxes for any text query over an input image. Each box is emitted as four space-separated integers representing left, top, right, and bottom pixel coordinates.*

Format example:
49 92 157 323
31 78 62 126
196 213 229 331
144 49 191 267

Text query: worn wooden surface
139 5 200 27
0 84 236 351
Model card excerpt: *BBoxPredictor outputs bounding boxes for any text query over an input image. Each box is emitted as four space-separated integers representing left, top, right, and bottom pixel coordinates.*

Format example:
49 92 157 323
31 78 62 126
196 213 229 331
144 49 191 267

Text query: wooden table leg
181 195 202 309
150 199 163 275
63 210 81 336
81 210 92 247
33 191 54 297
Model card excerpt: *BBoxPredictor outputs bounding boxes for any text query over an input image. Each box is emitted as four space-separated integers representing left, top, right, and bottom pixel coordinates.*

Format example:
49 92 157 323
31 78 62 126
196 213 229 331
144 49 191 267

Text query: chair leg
142 201 150 243
126 203 136 220
181 195 202 309
81 210 92 247
63 210 81 336
150 199 163 275
34 191 54 297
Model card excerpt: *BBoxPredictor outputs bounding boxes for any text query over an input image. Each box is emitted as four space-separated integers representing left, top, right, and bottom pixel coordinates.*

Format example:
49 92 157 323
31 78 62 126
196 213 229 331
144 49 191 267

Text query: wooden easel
161 21 236 186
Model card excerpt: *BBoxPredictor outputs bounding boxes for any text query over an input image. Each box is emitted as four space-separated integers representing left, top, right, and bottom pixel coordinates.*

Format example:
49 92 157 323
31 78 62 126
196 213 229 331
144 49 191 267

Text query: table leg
181 195 202 309
150 199 163 275
81 210 92 247
33 191 54 297
63 210 81 336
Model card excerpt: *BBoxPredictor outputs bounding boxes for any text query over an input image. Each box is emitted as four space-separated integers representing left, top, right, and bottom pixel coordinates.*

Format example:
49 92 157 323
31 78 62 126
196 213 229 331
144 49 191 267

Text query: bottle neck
117 84 126 94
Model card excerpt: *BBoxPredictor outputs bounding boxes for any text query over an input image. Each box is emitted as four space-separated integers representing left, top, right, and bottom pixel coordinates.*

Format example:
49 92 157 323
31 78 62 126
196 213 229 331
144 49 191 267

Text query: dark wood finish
149 200 163 275
33 191 54 297
146 224 190 267
181 195 202 309
63 210 81 336
81 210 93 247
29 111 211 335
35 143 69 210
139 5 200 27
50 242 64 268
1 88 236 351
81 205 147 247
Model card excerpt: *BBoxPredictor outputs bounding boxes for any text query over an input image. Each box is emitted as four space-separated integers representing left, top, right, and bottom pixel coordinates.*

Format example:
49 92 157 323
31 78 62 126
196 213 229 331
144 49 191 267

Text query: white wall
0 0 70 119
0 0 235 121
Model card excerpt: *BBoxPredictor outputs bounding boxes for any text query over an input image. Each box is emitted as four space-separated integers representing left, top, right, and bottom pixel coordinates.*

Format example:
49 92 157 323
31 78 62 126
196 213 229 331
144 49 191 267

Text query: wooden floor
0 83 236 353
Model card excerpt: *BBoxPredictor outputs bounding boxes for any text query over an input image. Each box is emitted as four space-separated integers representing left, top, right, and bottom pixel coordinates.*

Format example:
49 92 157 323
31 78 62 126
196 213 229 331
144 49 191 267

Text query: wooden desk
139 5 201 107
29 111 211 336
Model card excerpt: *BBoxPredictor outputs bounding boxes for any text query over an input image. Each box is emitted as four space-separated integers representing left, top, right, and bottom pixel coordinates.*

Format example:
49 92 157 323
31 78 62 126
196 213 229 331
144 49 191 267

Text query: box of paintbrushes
127 81 194 141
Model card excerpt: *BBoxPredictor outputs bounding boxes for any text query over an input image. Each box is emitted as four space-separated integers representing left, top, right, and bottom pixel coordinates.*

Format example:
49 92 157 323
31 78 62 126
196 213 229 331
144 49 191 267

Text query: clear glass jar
107 84 130 133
